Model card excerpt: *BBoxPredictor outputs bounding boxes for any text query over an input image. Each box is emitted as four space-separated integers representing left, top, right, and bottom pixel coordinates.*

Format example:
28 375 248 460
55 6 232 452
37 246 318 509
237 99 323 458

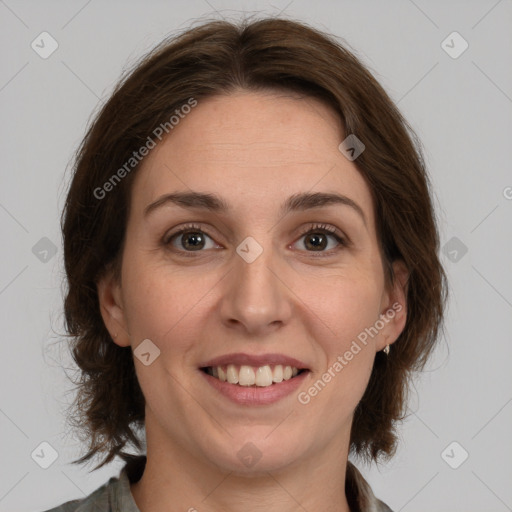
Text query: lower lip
200 370 309 405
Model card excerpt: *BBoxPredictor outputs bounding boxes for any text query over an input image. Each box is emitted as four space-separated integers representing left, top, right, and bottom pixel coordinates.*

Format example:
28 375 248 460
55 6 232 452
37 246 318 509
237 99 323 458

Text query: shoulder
375 498 394 512
40 454 146 512
346 460 394 512
40 478 113 512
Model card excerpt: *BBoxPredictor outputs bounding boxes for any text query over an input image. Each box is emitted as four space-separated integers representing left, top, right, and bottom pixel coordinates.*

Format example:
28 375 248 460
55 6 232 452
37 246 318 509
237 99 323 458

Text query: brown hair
60 16 447 471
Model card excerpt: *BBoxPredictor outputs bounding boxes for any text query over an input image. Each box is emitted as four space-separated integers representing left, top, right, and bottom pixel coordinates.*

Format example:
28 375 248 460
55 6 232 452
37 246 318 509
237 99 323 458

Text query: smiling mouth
201 364 308 387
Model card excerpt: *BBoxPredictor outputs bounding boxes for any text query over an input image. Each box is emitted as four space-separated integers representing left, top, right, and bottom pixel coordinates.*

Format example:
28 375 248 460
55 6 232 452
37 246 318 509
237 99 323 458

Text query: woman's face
99 90 407 473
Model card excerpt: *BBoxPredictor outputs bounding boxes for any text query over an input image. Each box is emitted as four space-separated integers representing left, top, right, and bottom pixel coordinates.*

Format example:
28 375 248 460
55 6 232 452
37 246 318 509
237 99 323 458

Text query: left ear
376 260 409 352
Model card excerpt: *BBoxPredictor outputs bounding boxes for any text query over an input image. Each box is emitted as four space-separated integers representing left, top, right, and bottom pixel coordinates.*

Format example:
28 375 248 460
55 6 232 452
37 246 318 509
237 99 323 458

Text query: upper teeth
209 364 299 387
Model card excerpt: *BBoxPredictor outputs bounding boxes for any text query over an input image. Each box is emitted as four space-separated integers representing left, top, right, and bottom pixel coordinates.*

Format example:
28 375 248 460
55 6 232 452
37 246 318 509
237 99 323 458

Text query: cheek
304 273 381 400
120 254 218 348
311 270 383 347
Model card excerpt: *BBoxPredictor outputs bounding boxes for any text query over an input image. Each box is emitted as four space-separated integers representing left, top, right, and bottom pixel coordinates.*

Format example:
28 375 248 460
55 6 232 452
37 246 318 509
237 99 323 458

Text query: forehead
131 90 375 223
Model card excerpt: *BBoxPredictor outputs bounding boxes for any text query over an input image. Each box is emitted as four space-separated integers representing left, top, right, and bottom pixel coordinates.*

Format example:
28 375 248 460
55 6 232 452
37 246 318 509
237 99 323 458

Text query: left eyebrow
282 191 367 227
144 190 367 227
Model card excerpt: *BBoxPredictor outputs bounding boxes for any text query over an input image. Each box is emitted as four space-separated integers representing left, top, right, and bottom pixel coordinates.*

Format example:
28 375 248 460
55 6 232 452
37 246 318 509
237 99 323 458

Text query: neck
130 413 352 512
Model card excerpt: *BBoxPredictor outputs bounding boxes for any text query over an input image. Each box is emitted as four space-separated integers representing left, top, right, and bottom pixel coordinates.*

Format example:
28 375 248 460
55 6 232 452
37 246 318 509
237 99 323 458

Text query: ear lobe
96 269 130 347
378 260 409 351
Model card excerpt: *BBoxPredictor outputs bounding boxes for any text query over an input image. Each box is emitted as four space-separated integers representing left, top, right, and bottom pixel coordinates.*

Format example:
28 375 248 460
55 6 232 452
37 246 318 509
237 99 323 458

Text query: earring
113 333 118 338
383 344 390 355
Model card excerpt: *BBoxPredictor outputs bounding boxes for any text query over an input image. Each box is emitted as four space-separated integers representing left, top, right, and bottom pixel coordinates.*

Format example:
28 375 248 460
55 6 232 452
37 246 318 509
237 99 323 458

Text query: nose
219 240 293 336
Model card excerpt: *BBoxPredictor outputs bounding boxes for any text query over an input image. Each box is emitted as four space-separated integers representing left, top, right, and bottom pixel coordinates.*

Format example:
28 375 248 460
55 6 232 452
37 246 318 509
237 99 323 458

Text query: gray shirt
42 456 393 512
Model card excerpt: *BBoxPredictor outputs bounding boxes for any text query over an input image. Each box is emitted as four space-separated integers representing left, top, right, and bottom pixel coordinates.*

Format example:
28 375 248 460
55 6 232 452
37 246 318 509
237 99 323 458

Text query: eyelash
163 222 347 258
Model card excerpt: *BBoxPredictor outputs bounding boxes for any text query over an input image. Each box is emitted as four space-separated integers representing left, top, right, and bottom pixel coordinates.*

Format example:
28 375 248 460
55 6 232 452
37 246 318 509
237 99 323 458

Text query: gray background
1 1 511 511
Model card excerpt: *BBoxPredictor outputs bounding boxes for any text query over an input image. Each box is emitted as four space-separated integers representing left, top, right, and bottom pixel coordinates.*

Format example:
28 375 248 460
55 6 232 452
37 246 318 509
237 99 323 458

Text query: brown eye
294 223 346 255
164 223 220 255
163 222 346 258
303 232 329 251
166 229 216 251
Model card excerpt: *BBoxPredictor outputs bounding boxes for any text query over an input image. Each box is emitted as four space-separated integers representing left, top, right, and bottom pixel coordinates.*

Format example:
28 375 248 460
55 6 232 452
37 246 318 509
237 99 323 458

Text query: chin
202 428 306 475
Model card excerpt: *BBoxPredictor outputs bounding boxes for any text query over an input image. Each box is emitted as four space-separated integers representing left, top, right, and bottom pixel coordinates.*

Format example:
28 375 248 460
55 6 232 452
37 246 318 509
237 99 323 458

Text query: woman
44 16 447 512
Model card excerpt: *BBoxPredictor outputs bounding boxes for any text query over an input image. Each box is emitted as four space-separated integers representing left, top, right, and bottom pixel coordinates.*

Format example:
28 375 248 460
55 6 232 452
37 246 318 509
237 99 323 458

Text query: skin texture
98 90 408 512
